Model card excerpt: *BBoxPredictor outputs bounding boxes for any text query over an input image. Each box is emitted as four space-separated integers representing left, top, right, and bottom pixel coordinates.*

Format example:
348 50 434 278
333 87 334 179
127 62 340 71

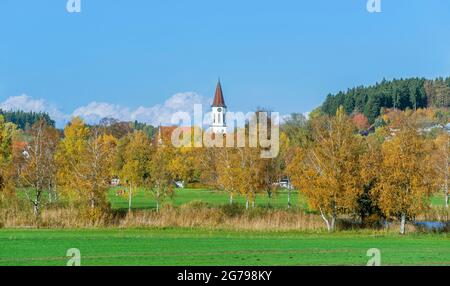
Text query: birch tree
120 131 152 212
433 132 450 208
0 115 15 202
57 118 117 209
147 145 175 212
287 107 364 231
17 120 59 215
374 122 436 234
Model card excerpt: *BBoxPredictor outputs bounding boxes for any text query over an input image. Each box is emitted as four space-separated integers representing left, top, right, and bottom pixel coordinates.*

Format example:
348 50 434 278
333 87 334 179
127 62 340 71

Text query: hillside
321 77 450 123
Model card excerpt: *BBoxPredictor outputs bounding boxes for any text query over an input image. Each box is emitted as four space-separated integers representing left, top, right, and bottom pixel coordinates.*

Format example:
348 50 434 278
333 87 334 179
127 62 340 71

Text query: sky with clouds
1 0 450 128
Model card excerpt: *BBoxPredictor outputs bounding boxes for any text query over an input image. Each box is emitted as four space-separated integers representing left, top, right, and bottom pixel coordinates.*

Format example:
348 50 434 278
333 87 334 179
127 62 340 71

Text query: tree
0 115 15 202
374 121 436 234
359 133 385 225
147 145 175 212
120 131 152 212
352 113 370 131
235 144 261 209
57 118 117 210
281 113 311 147
433 132 449 208
287 107 364 231
215 145 241 205
17 120 59 216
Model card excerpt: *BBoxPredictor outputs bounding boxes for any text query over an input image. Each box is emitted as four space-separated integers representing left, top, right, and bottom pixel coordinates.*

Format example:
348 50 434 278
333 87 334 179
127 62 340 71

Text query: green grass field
108 188 307 209
18 187 446 211
108 188 308 211
110 188 447 210
6 189 448 266
0 228 448 266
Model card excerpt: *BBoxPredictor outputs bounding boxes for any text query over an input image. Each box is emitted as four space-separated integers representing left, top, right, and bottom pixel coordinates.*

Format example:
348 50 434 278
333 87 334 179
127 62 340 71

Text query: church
154 80 228 145
210 80 228 134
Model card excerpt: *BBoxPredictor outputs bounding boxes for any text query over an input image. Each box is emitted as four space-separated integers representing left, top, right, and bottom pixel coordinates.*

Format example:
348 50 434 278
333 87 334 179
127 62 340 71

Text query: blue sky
1 0 450 127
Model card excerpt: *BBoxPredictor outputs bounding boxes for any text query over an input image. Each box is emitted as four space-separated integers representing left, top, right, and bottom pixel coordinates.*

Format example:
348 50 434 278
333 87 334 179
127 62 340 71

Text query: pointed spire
212 79 226 107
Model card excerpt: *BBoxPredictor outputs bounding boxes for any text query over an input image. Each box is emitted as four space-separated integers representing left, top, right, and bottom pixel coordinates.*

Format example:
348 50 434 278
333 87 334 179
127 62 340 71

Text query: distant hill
321 77 450 123
0 109 55 130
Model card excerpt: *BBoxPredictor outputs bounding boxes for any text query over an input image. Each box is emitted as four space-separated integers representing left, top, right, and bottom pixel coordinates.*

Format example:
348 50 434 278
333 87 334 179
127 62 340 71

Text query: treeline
0 107 449 234
321 77 450 123
0 109 55 130
286 107 449 233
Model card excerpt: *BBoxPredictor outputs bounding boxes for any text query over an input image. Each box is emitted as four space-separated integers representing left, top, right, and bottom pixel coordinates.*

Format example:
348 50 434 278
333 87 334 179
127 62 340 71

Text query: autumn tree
120 131 152 212
374 121 436 234
287 107 364 231
17 120 59 215
359 133 385 225
0 115 16 202
432 132 449 208
57 118 117 210
147 145 175 212
216 145 240 205
236 144 262 210
352 113 370 131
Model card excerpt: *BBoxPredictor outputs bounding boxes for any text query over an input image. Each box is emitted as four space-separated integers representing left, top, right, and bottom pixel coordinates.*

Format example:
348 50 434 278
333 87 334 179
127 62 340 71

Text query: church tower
210 79 227 134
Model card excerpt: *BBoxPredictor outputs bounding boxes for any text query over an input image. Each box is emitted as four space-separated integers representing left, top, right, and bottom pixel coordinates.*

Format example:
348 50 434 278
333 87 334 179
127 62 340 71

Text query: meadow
2 188 448 266
108 188 307 211
0 228 448 266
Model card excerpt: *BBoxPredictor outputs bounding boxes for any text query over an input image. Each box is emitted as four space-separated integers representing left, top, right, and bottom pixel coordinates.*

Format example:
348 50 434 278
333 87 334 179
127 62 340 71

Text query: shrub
220 203 245 218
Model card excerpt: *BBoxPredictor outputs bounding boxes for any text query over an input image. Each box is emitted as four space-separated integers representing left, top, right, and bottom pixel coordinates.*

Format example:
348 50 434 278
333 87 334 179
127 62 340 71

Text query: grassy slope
0 228 448 266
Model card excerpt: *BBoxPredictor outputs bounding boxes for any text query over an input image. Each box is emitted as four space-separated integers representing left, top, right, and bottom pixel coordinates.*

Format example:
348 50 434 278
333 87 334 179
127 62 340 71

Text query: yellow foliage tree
120 131 152 212
147 145 175 212
17 119 59 215
287 107 364 231
56 118 117 210
0 115 16 203
374 122 436 234
433 132 450 208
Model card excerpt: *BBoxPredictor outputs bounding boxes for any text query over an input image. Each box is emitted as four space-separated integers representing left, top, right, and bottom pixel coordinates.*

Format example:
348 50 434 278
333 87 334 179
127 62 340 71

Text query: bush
220 203 245 218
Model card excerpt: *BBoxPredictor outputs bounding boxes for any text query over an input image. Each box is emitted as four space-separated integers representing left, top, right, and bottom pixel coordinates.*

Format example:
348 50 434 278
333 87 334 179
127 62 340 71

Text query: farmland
0 228 448 266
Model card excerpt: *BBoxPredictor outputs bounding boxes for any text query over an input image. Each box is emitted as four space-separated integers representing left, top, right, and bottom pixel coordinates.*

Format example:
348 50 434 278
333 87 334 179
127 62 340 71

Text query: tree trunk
156 201 160 213
400 213 406 235
445 192 449 209
33 190 42 216
330 215 336 231
444 174 449 208
128 184 132 213
287 190 291 209
319 208 331 232
33 203 40 216
267 191 272 208
245 196 249 210
229 193 233 205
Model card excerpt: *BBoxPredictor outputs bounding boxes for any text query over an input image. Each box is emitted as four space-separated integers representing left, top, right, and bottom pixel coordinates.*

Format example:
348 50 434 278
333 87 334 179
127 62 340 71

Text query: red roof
212 80 226 108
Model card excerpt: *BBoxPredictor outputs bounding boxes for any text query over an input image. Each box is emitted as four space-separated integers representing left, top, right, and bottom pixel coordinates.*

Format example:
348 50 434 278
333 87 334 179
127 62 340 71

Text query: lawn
0 228 448 266
18 187 445 211
108 188 309 211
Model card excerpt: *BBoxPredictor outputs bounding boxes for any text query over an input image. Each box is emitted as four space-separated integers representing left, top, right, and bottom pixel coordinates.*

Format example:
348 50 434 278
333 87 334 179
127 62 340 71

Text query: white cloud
1 92 213 128
72 92 210 126
0 94 68 126
72 102 131 124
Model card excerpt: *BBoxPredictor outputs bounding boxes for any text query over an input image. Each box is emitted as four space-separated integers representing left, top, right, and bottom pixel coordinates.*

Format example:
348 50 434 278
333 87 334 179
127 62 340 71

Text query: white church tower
210 79 227 134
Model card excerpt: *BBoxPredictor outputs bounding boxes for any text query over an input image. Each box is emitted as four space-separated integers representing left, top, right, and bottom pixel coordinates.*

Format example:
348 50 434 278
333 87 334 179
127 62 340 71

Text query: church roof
212 80 226 108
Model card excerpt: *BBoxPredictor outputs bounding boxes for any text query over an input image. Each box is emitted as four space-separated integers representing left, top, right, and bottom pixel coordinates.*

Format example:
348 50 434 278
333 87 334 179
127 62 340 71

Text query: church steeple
210 79 227 134
212 79 226 108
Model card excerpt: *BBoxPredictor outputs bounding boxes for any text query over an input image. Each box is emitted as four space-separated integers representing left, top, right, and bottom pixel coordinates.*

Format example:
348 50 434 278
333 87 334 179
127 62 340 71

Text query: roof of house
212 80 226 108
154 126 198 146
